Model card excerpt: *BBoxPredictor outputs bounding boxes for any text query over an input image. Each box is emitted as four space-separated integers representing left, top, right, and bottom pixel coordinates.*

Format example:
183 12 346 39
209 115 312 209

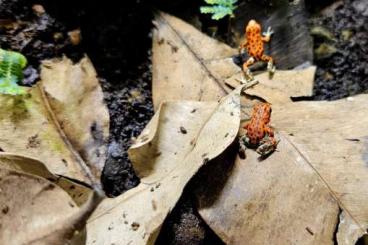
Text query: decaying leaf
0 167 80 245
196 133 340 244
273 96 368 244
0 56 109 186
152 12 236 109
0 152 91 206
152 12 315 108
86 85 244 245
196 95 368 244
0 155 102 245
40 57 109 180
225 66 316 104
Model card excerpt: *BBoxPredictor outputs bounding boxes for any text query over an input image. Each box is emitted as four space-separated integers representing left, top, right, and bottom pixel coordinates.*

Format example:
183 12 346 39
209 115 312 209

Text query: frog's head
254 102 272 123
246 19 261 35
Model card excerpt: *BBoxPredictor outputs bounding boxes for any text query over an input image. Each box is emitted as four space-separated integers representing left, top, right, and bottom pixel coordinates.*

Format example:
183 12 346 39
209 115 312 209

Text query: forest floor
1 0 367 244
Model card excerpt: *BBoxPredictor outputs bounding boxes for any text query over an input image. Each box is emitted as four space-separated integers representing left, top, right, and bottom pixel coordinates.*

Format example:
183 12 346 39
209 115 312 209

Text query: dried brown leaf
0 152 91 206
0 56 109 186
0 154 102 245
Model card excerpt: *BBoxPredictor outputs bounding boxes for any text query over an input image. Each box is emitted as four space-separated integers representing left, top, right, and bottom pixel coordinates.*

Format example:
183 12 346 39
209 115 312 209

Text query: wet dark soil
1 0 367 244
309 0 368 100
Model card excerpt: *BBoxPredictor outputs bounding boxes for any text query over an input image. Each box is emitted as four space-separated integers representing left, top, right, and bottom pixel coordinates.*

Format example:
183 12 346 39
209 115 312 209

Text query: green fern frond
200 0 238 20
212 8 233 20
200 6 218 14
204 0 237 7
0 49 27 95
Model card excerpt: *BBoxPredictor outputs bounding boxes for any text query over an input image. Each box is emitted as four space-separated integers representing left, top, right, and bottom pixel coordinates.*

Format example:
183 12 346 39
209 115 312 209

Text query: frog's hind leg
257 136 277 156
264 125 274 138
261 54 276 78
256 126 277 156
241 57 255 83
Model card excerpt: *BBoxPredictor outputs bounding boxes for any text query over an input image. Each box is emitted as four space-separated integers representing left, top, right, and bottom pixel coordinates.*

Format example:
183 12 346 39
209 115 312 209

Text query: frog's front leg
238 130 251 159
262 26 274 42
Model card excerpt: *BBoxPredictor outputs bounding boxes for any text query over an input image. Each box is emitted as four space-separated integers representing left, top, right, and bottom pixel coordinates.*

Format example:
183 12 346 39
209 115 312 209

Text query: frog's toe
240 134 250 146
245 70 255 82
239 73 254 84
267 61 275 72
267 62 276 78
238 144 247 159
262 27 274 36
256 142 276 156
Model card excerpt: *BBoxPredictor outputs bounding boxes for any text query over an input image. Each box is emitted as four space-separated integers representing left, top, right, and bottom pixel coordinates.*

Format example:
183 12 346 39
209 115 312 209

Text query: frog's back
245 103 271 144
245 20 264 59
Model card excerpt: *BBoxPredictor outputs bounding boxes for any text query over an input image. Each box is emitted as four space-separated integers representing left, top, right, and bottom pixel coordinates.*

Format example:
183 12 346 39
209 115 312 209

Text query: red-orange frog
239 102 277 156
239 19 275 82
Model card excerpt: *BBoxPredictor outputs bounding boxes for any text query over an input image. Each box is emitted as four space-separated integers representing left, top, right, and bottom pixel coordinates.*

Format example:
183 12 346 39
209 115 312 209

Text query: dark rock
22 65 39 86
352 0 368 16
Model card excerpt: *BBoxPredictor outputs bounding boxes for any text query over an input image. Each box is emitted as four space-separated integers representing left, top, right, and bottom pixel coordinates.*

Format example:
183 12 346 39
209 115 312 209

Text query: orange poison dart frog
239 19 275 82
239 102 277 157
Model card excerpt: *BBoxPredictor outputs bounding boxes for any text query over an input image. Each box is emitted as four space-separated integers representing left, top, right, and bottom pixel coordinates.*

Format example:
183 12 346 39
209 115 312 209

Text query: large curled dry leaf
0 56 109 185
0 153 102 245
196 95 368 244
86 86 244 245
152 12 315 108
